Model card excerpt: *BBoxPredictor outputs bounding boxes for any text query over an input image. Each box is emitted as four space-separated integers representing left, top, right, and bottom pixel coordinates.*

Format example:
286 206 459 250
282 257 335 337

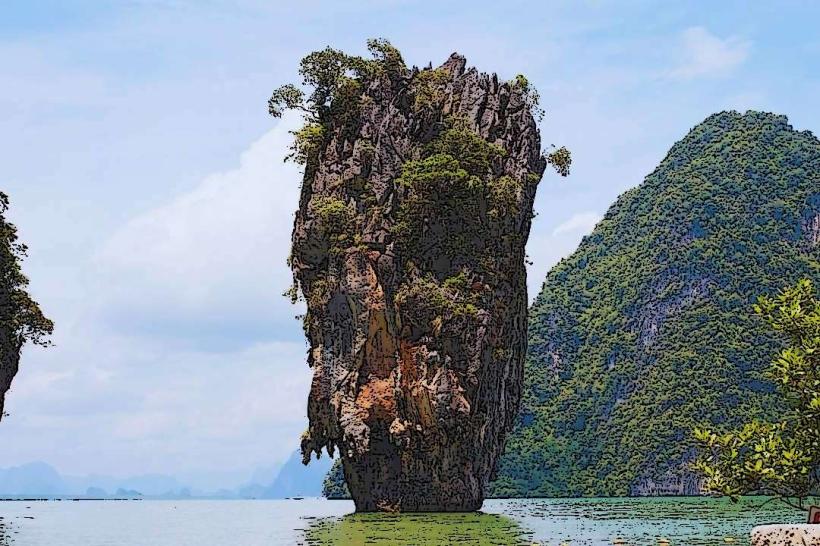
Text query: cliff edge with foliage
0 192 52 421
271 41 567 511
490 111 819 497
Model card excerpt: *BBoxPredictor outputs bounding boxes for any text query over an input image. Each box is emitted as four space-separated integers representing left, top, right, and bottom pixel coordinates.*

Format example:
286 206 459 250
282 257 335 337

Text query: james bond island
270 40 569 512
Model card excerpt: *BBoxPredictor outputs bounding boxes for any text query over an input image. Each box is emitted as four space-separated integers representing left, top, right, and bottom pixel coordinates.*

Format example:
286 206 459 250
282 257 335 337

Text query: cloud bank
3 114 312 484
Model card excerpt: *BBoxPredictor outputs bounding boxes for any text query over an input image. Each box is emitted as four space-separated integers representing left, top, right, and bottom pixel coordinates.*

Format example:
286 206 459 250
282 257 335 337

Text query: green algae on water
303 511 530 545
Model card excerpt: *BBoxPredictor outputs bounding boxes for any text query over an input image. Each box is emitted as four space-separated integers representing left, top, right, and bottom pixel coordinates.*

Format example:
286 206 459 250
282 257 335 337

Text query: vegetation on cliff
489 111 820 497
0 192 53 419
694 279 820 510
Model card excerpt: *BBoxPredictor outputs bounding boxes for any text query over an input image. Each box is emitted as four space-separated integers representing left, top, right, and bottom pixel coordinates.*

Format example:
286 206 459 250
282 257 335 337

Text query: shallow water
0 497 804 545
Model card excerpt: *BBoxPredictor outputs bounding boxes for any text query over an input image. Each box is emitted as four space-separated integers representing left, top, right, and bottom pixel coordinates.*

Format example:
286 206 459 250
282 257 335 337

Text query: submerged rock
278 43 564 511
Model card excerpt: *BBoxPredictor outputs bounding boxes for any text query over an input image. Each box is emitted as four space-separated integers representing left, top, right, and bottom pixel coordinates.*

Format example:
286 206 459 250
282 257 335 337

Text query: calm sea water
0 497 803 545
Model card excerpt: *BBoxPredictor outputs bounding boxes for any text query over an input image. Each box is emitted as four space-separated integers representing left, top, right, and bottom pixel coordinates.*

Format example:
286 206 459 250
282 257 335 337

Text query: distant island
0 451 332 500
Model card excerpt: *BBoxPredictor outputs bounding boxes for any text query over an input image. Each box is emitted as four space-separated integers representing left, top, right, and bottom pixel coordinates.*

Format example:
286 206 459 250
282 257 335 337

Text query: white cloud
0 114 313 483
95 112 305 344
526 211 602 299
4 333 311 484
669 26 750 80
551 211 602 236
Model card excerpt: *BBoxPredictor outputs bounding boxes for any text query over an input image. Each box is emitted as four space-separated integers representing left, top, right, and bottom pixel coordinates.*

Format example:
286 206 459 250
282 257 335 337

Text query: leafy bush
310 196 353 252
413 68 450 111
286 123 326 166
693 279 820 510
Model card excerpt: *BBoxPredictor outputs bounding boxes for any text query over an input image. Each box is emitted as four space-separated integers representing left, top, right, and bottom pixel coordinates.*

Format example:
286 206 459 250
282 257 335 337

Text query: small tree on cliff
268 38 405 121
0 192 53 417
693 279 820 510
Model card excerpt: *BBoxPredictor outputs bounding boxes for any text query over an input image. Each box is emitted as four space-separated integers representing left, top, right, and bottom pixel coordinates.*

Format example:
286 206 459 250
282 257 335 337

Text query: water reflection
0 517 12 546
303 497 807 545
303 511 530 545
485 497 804 546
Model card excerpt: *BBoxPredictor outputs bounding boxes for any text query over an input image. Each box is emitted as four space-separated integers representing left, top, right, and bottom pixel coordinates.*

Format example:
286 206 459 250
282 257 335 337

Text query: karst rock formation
283 45 564 512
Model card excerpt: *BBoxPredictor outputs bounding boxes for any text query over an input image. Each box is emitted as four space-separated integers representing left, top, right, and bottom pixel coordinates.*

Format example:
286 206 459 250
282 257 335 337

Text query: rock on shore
751 525 820 546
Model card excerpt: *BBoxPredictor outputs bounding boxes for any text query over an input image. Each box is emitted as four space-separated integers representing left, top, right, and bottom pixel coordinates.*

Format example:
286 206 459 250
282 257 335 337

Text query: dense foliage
272 40 567 318
693 279 820 510
0 192 53 417
489 111 820 497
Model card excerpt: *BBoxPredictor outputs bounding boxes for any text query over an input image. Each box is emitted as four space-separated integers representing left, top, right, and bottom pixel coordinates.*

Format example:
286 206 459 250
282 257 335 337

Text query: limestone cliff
274 41 567 511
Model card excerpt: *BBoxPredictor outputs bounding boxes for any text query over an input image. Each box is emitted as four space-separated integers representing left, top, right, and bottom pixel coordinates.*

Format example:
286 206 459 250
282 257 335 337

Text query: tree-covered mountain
488 110 820 497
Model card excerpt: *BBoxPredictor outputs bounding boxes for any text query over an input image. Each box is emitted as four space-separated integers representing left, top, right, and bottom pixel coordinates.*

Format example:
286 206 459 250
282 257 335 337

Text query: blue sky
1 0 819 488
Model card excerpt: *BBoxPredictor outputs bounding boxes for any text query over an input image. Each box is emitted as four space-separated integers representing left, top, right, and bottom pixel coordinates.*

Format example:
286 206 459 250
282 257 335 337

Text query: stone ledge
751 525 820 546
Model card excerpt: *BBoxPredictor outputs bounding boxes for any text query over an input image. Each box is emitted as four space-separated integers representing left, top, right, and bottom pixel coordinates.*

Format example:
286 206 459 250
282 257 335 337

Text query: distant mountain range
0 461 194 498
237 451 333 499
0 451 334 499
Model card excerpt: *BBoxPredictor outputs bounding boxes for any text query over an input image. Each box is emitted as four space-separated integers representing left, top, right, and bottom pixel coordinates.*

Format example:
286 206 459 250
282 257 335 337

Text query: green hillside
489 111 820 497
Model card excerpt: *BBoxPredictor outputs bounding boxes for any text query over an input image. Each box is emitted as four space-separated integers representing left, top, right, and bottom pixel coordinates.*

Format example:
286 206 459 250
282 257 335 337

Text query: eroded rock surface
289 52 551 511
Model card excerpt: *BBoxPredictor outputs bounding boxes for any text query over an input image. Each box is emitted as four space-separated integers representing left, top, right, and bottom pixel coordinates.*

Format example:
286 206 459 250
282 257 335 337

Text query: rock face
751 525 820 546
290 53 549 511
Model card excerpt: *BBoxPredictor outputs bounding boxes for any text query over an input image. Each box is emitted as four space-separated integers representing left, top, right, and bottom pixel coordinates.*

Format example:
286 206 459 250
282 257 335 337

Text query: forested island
494 111 820 498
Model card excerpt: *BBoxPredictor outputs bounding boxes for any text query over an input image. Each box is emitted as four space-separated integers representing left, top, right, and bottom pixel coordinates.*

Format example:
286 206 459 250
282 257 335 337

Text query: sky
1 0 819 489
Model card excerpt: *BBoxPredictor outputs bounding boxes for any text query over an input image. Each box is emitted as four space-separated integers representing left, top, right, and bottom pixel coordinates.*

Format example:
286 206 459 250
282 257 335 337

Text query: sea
0 497 804 545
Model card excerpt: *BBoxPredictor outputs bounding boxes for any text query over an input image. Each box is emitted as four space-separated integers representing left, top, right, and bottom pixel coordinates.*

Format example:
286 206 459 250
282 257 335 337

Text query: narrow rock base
751 525 820 546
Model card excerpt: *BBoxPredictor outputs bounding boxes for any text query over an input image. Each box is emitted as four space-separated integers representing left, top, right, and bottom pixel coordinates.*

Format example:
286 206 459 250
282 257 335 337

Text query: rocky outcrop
751 525 820 546
289 51 553 511
0 192 52 422
804 211 820 249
